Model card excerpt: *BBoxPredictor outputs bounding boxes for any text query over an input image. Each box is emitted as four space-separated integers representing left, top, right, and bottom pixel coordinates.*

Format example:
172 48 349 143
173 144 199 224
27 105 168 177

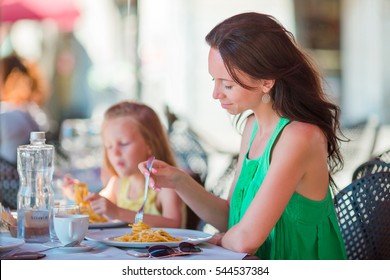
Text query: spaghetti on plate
114 221 182 242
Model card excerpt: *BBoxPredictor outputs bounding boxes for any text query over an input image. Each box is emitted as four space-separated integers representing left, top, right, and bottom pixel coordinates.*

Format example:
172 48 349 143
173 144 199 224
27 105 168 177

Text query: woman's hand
208 232 225 246
139 158 230 232
138 159 187 191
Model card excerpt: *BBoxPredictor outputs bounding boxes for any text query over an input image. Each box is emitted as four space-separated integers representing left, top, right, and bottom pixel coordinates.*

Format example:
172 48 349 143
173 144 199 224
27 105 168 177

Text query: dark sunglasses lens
179 242 202 253
148 245 175 258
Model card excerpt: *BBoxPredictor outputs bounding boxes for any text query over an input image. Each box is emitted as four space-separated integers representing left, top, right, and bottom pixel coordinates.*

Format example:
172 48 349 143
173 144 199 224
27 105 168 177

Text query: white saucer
0 237 25 252
51 241 99 253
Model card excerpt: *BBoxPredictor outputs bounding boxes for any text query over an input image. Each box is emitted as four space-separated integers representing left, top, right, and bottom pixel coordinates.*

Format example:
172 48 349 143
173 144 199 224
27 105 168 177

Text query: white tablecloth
1 232 247 260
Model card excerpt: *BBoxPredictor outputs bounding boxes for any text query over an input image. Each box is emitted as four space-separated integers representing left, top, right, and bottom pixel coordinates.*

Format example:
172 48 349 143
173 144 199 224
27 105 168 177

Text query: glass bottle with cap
17 131 54 243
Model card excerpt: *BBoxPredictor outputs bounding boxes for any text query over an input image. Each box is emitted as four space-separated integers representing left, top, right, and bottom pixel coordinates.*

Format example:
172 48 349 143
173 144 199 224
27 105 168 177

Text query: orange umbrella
0 0 80 31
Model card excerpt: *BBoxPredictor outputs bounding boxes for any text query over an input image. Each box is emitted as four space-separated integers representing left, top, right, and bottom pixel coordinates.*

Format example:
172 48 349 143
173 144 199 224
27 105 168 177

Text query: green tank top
228 117 347 259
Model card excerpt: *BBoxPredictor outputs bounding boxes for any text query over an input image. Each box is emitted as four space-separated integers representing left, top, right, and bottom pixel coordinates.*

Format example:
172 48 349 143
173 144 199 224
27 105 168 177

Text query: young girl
139 13 347 259
66 101 183 228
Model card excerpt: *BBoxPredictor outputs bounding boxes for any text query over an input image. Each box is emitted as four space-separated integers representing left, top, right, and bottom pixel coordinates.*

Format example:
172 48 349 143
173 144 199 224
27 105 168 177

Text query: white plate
85 228 212 248
88 219 128 229
0 237 25 252
50 241 99 253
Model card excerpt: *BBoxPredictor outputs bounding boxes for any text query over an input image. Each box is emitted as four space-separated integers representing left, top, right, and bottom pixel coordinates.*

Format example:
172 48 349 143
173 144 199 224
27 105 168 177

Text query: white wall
341 0 390 126
139 0 295 152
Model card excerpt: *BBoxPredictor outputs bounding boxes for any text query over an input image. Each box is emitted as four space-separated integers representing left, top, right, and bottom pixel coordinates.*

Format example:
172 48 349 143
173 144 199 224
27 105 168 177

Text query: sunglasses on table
148 242 202 258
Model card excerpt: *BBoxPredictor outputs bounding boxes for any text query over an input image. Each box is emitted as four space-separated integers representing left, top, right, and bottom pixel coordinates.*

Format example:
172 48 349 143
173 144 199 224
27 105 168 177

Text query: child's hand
60 175 80 200
86 193 117 218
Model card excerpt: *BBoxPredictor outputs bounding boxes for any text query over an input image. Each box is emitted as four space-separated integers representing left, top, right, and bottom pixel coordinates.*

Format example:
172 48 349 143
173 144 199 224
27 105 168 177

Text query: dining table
0 227 248 260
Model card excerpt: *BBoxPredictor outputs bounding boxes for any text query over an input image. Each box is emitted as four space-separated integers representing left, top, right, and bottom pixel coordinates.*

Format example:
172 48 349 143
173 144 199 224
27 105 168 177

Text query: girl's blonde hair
102 101 176 176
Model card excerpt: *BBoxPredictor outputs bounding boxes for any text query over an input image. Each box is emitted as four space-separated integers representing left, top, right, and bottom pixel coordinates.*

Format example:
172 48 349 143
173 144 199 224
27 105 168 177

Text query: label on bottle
23 210 50 242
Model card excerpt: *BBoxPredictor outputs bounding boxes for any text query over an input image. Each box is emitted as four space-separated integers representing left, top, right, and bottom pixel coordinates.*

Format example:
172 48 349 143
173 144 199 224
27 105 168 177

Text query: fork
134 156 155 224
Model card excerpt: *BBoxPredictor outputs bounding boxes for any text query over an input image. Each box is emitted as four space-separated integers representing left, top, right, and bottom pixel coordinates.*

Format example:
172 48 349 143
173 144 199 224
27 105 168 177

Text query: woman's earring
262 92 271 104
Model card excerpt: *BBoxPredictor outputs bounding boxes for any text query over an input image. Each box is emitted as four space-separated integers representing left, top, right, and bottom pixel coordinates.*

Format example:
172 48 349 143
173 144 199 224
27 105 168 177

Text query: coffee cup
50 205 80 243
54 214 89 245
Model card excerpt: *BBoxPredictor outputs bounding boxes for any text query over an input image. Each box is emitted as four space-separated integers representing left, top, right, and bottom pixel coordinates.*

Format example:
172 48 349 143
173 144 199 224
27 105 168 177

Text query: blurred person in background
0 52 50 209
0 52 50 164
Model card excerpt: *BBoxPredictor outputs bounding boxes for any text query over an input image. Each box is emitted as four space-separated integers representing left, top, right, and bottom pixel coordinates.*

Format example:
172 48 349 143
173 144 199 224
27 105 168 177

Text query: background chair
334 172 390 259
165 107 208 230
351 159 390 181
0 157 19 209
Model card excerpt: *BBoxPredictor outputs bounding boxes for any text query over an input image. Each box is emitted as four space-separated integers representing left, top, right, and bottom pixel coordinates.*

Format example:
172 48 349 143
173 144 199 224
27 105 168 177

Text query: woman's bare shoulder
283 121 326 145
274 121 327 162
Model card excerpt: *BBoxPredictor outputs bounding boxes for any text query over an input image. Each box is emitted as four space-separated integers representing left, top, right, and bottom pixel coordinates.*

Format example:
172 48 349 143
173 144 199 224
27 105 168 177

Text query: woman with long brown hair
139 12 347 259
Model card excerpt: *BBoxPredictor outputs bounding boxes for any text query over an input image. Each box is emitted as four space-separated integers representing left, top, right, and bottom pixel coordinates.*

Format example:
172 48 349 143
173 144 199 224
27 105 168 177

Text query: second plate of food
88 219 128 229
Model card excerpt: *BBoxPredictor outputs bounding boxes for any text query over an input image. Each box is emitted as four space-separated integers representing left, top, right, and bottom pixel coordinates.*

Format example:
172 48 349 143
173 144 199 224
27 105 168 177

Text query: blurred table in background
53 118 104 201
